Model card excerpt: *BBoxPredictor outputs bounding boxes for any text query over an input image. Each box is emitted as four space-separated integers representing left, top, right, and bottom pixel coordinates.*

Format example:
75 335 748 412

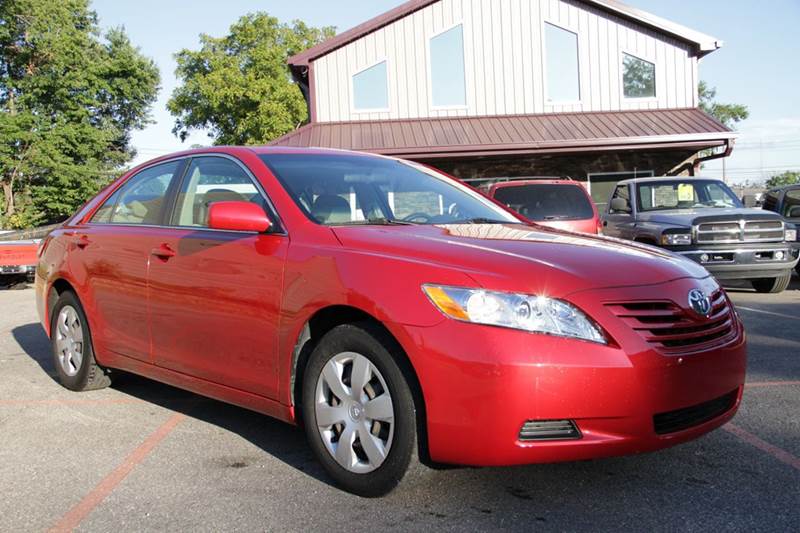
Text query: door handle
73 235 91 249
150 244 176 260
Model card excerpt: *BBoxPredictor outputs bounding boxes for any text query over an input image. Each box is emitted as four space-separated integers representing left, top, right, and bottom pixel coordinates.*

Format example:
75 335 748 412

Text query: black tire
50 291 112 391
750 272 792 294
301 322 416 497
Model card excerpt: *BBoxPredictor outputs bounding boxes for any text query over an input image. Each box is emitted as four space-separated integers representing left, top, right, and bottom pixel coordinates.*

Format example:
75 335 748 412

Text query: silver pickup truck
603 176 799 293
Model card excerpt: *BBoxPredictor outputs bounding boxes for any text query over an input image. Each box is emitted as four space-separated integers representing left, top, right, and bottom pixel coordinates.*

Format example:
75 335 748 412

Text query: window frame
166 154 286 235
608 184 634 215
85 154 285 236
542 20 582 105
350 58 391 114
427 21 469 111
620 50 657 101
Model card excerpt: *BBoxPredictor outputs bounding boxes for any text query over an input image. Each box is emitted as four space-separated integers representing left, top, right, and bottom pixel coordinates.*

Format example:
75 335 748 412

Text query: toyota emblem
688 289 712 318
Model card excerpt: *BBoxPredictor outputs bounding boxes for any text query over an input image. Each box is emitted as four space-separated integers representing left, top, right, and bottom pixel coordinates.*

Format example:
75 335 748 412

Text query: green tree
0 0 159 228
168 13 335 146
765 170 800 189
699 81 749 129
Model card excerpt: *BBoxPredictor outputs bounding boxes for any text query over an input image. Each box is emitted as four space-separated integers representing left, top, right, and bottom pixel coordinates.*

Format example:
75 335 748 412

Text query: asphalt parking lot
1 280 798 532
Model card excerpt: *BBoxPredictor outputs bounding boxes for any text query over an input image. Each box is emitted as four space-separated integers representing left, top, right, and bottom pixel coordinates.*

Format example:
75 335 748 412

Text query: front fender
275 241 477 408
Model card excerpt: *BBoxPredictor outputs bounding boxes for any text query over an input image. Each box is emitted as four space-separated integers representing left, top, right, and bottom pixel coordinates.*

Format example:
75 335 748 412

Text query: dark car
481 179 602 234
762 184 800 276
603 177 799 293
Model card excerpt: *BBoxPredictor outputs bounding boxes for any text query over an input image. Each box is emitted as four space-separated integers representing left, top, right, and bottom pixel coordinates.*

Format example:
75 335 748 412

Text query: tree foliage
168 13 335 146
765 170 800 189
699 81 749 129
0 0 159 228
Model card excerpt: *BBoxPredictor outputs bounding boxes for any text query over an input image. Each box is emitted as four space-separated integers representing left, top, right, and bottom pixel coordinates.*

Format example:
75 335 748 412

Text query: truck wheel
50 291 112 391
302 323 416 497
750 272 792 294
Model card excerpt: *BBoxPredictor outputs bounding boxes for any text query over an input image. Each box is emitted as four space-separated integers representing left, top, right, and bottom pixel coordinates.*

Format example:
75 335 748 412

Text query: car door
69 160 185 362
146 155 288 399
603 184 637 239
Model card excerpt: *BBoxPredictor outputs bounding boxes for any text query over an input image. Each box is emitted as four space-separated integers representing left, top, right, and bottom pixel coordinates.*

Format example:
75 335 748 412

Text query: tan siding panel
312 0 701 123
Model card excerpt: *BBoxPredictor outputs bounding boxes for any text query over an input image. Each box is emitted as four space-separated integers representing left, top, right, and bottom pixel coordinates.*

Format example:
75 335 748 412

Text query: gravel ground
1 278 798 532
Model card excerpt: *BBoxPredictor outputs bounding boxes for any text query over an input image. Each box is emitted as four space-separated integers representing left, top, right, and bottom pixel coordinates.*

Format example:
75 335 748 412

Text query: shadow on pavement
11 321 332 488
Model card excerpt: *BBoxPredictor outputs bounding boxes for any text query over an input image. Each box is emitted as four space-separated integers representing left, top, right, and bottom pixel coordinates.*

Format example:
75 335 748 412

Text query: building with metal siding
272 0 734 201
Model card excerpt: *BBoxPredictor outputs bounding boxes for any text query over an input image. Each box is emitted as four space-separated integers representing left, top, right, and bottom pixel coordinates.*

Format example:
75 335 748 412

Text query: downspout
668 138 734 177
290 65 312 123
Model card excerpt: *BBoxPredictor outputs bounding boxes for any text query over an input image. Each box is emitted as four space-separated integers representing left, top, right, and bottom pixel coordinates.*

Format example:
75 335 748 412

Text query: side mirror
788 206 800 218
610 197 632 213
208 201 272 233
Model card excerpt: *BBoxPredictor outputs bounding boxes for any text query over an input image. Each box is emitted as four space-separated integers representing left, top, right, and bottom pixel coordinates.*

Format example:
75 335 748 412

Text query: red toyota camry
35 147 746 496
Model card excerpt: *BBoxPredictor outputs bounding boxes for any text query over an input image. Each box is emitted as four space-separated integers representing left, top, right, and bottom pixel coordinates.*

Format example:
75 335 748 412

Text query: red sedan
36 147 746 496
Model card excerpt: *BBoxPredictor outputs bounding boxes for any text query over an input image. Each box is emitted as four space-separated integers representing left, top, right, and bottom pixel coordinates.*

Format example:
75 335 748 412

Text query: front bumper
397 277 746 467
670 243 799 280
0 264 35 275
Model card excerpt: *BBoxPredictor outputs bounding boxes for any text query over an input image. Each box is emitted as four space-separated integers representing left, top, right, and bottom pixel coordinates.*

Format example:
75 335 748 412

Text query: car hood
637 207 781 228
332 223 710 297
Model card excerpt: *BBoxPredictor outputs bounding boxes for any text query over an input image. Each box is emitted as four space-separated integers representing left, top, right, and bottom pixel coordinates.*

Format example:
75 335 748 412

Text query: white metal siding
312 0 699 122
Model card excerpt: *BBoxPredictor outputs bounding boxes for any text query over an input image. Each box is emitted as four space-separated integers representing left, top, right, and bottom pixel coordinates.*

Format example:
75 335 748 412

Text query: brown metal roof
269 108 735 159
288 0 720 68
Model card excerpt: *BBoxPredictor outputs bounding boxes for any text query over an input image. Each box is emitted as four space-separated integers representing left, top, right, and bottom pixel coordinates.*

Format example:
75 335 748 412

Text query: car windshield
637 180 742 212
260 154 518 226
492 184 594 221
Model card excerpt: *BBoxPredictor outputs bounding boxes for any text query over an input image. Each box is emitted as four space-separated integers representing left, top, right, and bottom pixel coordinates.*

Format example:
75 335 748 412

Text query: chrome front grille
605 289 737 355
695 219 784 244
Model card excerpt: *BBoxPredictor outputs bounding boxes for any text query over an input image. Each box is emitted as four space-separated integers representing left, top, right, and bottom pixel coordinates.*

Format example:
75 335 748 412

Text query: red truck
0 239 39 285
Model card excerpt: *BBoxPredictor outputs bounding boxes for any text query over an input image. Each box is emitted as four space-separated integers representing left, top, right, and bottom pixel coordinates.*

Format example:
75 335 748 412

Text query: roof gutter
669 138 734 176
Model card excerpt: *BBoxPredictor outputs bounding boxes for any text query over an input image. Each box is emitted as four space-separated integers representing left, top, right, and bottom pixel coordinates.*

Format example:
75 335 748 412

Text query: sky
91 0 800 184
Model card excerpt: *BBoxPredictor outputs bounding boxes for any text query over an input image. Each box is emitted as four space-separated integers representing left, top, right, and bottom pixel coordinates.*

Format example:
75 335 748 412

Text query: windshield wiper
452 217 508 224
338 218 417 226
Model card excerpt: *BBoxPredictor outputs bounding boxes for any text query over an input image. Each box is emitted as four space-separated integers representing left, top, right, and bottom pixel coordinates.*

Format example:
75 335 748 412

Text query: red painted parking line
48 412 187 533
724 423 800 472
745 381 800 388
0 398 141 406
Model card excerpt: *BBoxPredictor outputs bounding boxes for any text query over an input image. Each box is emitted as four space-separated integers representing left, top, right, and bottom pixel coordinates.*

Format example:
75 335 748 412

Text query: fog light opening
700 253 710 263
775 251 785 261
519 420 582 441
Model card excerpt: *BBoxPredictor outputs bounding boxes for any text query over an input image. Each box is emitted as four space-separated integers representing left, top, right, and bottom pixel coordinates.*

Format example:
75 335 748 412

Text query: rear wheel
750 272 792 294
50 291 111 391
302 323 415 497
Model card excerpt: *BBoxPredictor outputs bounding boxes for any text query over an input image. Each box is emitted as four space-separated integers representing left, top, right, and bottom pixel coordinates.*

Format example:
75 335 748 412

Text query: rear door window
91 161 181 225
493 184 594 221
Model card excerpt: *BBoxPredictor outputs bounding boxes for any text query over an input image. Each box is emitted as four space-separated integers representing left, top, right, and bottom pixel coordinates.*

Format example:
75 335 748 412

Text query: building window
430 24 467 108
545 23 580 102
352 61 389 111
622 53 656 98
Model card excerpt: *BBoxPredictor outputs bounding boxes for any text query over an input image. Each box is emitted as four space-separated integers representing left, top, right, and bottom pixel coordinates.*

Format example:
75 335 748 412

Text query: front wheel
750 272 792 294
302 323 416 497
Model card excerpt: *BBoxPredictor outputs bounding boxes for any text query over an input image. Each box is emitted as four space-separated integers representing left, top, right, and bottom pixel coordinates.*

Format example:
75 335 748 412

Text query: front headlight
660 233 692 246
785 229 797 242
422 285 607 344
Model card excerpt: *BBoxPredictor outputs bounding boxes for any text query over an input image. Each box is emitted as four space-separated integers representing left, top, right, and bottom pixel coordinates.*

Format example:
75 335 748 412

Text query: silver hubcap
314 352 395 474
55 306 84 377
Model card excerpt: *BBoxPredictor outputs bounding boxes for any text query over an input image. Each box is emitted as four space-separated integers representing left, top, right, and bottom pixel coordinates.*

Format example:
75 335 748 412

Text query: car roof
768 183 800 194
489 179 577 188
617 176 725 185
